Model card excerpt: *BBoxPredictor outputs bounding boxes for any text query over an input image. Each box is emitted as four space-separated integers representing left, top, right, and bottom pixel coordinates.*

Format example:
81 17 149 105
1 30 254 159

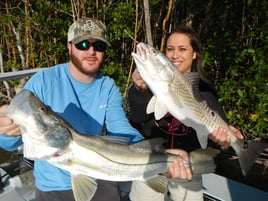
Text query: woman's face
165 33 196 73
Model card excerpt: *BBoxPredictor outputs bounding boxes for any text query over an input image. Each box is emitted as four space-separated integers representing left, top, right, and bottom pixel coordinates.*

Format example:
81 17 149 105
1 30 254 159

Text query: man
0 18 192 201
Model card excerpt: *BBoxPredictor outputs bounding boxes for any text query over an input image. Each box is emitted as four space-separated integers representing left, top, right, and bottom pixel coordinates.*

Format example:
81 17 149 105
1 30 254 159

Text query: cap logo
76 19 103 37
81 19 101 34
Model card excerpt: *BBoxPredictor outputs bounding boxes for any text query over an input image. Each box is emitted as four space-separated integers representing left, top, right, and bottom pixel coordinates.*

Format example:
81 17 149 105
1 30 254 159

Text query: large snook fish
3 89 219 201
131 42 267 176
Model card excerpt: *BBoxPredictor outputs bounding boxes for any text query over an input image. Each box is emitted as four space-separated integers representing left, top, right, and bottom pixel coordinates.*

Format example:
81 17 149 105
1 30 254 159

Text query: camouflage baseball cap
68 18 110 46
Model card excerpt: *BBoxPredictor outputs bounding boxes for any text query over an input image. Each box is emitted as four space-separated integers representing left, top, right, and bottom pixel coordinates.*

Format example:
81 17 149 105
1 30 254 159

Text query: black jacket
127 72 228 152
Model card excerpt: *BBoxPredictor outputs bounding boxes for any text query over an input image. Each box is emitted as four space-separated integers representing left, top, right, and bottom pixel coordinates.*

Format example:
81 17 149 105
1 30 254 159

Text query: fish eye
211 111 215 117
39 107 46 112
150 48 158 55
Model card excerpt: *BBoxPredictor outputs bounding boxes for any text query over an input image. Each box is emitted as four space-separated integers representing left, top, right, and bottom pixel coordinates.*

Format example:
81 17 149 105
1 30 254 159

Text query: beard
70 53 100 75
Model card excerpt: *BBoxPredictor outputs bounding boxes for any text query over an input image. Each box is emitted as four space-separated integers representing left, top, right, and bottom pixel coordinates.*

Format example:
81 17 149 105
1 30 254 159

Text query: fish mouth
132 43 148 61
137 43 147 60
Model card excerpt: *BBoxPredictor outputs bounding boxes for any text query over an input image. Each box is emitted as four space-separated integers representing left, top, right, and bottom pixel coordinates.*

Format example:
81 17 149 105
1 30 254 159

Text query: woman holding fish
128 26 243 200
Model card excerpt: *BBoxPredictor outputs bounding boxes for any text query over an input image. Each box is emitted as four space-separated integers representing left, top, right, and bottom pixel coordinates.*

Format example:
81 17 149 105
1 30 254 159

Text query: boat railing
0 68 44 81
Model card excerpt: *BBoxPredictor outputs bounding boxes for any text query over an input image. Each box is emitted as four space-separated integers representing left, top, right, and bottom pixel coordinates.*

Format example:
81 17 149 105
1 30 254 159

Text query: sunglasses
74 40 106 52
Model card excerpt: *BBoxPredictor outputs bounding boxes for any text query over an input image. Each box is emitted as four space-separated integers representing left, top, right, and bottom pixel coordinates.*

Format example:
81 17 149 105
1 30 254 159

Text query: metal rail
0 68 44 81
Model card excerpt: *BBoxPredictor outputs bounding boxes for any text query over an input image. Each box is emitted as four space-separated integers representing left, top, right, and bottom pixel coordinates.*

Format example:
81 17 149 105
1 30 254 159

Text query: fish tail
189 147 220 174
233 140 268 176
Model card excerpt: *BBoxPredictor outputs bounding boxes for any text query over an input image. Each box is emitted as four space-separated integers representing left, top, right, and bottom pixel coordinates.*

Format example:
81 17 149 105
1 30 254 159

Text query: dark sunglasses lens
93 42 106 52
75 41 106 52
75 41 90 50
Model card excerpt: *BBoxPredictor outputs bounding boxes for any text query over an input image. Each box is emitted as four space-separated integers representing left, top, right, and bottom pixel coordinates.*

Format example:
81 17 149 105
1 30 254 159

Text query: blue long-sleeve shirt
0 63 143 191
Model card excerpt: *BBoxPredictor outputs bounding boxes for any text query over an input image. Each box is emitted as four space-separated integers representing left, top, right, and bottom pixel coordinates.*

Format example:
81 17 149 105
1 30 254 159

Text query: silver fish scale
170 69 230 137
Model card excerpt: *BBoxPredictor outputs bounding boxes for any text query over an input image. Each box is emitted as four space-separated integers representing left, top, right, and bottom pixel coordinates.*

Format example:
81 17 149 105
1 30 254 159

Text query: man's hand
209 125 244 150
162 149 192 180
0 105 21 136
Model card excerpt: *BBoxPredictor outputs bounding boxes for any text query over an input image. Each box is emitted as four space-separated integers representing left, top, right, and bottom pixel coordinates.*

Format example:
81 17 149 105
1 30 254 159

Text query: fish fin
144 175 168 194
189 148 219 174
154 100 169 120
233 140 268 176
132 138 166 152
99 136 131 145
195 130 209 149
147 96 168 120
146 96 157 114
71 174 97 201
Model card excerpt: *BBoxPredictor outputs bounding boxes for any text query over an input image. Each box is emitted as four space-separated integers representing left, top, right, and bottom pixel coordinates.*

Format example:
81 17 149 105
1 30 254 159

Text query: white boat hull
202 173 268 201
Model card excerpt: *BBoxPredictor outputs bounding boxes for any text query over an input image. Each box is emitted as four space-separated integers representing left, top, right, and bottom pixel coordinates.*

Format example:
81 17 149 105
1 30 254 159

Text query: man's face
68 39 106 76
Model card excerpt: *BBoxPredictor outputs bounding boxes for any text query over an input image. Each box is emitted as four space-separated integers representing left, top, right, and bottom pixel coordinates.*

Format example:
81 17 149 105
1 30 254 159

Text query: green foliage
107 2 135 41
218 43 267 139
102 61 128 93
104 2 137 91
201 1 268 139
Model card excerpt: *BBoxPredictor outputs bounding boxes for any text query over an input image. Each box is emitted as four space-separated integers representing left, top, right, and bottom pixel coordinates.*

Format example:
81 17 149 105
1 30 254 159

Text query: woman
128 26 243 201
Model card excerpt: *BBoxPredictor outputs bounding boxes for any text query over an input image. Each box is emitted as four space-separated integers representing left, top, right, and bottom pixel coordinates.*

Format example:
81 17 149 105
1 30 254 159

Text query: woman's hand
132 69 148 91
162 149 192 180
0 105 21 136
208 125 244 150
